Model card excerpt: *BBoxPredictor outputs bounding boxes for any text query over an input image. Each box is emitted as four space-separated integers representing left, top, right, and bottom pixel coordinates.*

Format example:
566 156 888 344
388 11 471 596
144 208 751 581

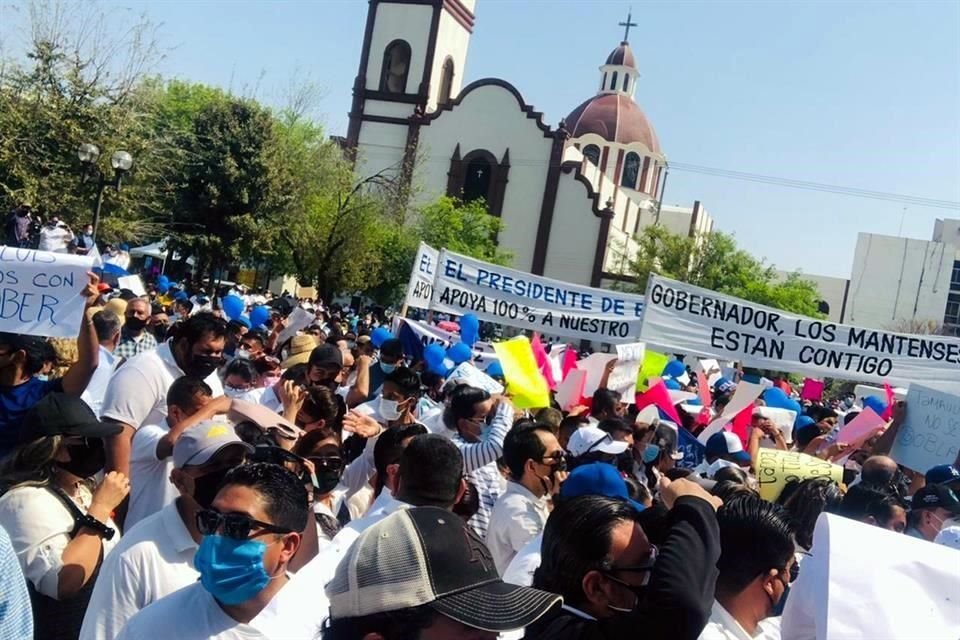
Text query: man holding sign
0 271 101 457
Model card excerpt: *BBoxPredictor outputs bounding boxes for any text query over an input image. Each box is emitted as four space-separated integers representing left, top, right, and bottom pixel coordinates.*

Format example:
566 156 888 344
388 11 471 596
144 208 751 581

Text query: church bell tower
346 0 475 177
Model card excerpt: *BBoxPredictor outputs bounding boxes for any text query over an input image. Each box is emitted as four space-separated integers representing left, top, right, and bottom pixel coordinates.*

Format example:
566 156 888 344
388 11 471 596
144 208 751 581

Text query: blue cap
560 462 645 512
175 291 189 301
926 464 960 486
714 377 736 394
705 431 751 465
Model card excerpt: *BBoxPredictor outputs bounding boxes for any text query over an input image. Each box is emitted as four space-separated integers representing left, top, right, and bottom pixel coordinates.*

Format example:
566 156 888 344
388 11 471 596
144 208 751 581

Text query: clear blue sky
6 0 959 279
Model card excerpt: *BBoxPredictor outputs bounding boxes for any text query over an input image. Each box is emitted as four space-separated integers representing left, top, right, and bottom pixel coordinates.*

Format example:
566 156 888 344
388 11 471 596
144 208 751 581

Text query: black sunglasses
196 508 294 540
307 455 344 472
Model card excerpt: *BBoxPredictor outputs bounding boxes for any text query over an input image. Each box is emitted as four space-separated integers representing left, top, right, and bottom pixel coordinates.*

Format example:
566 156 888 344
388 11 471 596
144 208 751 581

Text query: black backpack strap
46 485 88 538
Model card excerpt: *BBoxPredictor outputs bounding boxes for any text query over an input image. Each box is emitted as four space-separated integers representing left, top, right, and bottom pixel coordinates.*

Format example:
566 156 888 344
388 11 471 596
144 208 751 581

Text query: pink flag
882 383 895 420
697 371 712 407
730 404 753 447
636 379 682 425
530 334 557 390
561 347 579 381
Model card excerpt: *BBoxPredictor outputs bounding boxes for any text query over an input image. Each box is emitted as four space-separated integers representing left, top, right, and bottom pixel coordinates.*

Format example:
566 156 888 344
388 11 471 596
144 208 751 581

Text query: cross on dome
619 9 637 43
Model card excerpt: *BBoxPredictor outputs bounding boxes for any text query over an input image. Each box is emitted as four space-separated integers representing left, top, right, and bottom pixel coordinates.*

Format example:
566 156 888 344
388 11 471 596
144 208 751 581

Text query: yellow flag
492 336 551 409
756 449 843 502
636 350 669 391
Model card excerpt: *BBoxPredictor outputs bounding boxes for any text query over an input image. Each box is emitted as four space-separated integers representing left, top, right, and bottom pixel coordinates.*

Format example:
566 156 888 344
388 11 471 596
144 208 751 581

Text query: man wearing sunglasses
81 420 253 640
117 463 308 640
700 494 796 640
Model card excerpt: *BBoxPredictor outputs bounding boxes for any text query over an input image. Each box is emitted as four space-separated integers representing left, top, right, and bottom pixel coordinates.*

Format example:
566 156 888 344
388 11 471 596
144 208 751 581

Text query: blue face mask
379 362 397 375
642 444 661 464
194 535 273 605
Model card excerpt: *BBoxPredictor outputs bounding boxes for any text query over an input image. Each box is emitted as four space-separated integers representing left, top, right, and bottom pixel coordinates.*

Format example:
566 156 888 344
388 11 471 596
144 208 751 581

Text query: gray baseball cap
173 420 253 469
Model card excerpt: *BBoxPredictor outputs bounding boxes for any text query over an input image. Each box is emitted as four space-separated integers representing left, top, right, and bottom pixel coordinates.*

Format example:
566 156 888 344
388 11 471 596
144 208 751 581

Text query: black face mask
125 317 147 333
191 466 232 508
315 469 342 495
57 440 105 478
186 354 224 380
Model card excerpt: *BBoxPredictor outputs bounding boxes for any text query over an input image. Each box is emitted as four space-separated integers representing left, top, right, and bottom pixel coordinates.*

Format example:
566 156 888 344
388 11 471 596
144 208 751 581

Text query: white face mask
935 513 960 534
235 349 251 360
379 397 403 421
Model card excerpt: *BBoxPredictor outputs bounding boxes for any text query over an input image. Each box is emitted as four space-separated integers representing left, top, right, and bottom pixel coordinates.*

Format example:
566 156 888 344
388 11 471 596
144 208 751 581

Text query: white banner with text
430 249 646 343
403 242 439 311
639 275 960 393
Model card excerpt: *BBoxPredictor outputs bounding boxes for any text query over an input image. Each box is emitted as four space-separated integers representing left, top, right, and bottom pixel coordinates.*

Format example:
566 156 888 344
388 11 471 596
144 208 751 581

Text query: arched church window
438 57 455 104
818 300 830 316
622 152 641 188
380 40 411 93
583 144 601 166
463 157 493 204
601 73 608 91
609 71 618 91
623 74 630 92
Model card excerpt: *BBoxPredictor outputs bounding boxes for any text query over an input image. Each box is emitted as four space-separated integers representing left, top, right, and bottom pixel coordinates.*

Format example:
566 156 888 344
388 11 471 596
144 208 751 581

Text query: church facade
345 0 714 289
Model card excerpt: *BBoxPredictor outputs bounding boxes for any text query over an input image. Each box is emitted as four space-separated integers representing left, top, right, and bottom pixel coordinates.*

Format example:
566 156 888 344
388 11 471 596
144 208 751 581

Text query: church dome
605 42 636 68
565 93 661 153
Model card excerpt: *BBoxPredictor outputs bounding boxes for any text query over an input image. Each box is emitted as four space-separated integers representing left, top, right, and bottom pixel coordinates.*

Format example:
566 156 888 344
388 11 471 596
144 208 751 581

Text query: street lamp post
77 143 133 242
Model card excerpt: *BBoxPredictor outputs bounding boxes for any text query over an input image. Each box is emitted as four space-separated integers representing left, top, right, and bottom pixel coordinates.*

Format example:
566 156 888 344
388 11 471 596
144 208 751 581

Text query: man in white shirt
487 424 564 574
79 421 252 640
81 309 122 416
37 217 74 253
116 462 308 640
698 494 794 640
252 433 465 639
100 312 226 525
126 378 231 529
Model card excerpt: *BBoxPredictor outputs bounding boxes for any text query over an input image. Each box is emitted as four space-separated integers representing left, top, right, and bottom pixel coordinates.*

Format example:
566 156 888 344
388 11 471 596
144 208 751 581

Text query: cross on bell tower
619 9 637 43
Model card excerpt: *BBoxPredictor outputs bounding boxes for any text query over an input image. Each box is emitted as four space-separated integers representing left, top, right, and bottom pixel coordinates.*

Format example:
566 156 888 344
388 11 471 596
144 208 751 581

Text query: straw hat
281 334 318 369
104 298 128 326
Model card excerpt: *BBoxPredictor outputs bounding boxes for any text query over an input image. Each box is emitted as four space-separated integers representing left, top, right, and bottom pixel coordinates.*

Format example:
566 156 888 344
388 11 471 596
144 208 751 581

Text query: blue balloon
662 359 686 378
235 315 251 329
222 294 245 320
763 388 803 425
862 396 888 417
447 342 472 365
156 283 169 294
485 361 504 378
157 275 170 286
371 327 393 348
249 305 270 328
175 291 189 302
664 378 681 390
423 344 447 375
459 313 480 347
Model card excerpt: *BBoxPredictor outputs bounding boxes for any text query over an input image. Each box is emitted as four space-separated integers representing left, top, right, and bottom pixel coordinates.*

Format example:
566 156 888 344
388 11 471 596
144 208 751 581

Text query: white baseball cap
567 425 629 458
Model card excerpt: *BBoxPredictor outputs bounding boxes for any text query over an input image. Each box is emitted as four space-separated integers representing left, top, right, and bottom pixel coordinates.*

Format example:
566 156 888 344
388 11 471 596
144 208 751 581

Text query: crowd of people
0 268 956 640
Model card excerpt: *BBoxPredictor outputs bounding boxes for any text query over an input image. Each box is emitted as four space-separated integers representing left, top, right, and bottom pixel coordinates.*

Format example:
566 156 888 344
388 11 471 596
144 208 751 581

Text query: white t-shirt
81 345 118 417
258 385 282 414
698 600 781 640
38 225 73 252
126 421 178 529
100 341 223 429
0 485 120 598
254 491 410 639
486 481 550 575
502 532 542 587
79 501 199 640
116 582 269 640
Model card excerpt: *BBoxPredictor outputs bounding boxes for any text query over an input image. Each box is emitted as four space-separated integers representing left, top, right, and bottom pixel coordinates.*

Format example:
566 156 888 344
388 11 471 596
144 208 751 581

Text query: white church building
345 0 714 289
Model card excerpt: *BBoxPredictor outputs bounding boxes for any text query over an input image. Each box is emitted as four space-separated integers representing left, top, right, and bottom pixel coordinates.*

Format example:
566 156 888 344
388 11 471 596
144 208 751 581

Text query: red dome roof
564 93 660 153
605 42 636 68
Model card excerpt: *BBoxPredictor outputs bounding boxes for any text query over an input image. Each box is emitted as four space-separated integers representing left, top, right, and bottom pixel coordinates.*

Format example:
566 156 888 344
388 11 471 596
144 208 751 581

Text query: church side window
380 40 412 93
623 74 630 92
583 144 601 166
439 57 455 104
463 157 493 204
609 71 618 91
622 153 641 188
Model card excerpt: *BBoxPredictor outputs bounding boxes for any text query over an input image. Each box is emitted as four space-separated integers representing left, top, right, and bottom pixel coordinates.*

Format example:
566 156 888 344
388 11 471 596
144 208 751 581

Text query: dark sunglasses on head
196 508 294 540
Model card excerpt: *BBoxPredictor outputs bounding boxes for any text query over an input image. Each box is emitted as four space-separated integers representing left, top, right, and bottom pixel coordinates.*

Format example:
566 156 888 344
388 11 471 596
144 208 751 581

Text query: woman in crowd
0 394 129 640
294 428 352 548
221 357 264 403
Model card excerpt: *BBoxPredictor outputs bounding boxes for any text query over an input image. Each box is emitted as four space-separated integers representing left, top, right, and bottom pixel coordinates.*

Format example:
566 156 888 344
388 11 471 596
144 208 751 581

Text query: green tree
627 225 824 316
415 196 511 265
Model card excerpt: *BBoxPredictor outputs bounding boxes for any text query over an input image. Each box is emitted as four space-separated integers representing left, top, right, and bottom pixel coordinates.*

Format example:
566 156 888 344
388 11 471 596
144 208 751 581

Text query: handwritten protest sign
636 350 668 391
890 384 960 472
756 449 843 501
640 275 960 393
403 243 439 311
492 337 550 409
605 342 645 401
431 249 645 343
0 247 94 338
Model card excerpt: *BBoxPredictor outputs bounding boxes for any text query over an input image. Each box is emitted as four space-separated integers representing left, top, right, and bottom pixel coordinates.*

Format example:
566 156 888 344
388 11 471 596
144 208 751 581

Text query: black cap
911 484 960 515
308 343 343 369
20 393 123 443
379 338 403 359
